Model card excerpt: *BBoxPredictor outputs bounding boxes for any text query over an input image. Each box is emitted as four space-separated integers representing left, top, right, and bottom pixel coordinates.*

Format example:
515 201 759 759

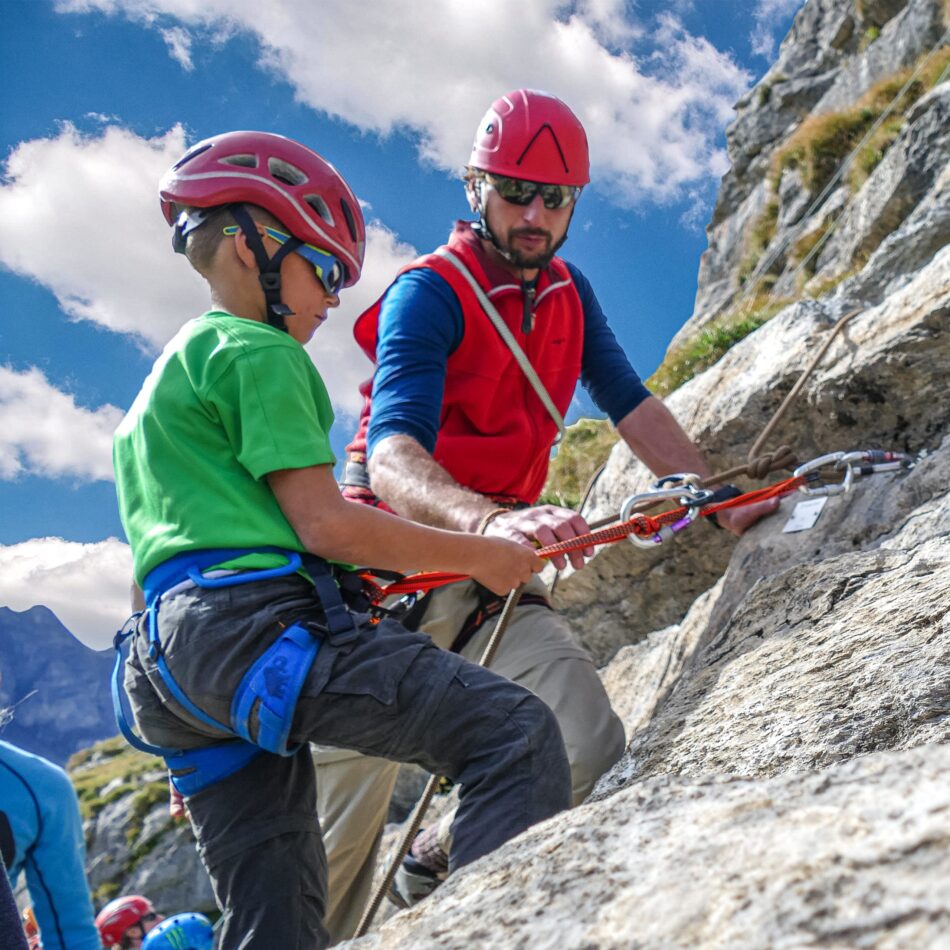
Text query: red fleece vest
347 223 584 505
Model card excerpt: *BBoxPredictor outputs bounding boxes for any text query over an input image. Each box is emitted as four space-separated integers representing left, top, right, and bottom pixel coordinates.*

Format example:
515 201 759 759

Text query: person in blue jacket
0 738 102 950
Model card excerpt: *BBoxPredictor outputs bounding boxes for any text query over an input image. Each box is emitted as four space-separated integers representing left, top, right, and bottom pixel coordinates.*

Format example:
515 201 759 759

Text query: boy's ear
231 227 261 272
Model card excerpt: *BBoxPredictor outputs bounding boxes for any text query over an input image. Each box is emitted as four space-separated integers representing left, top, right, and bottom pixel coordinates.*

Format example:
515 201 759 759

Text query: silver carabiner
620 486 703 549
837 450 913 477
793 451 853 496
650 472 715 506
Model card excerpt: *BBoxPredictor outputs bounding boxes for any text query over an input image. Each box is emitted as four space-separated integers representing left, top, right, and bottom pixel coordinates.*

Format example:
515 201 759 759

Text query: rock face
678 0 949 341
557 244 948 664
337 2 950 946
353 434 950 948
355 745 950 950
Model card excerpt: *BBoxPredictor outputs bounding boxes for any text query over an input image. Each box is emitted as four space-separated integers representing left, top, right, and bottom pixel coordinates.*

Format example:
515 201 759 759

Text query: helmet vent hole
268 157 308 186
173 142 214 170
305 194 334 226
219 153 258 168
339 198 358 242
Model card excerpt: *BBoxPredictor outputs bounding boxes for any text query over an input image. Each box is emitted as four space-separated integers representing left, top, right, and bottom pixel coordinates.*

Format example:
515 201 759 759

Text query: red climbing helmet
469 89 590 187
96 895 158 947
159 130 365 286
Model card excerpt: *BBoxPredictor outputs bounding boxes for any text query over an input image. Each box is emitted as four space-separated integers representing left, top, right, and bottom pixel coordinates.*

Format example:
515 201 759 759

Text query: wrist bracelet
705 484 743 529
476 508 510 535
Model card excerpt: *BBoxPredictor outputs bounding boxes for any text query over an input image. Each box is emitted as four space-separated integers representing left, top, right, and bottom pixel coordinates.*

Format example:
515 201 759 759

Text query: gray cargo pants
124 575 571 950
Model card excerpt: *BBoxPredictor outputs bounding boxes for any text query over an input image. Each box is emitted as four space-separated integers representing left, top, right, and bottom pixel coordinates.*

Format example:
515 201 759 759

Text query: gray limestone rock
558 247 949 665
815 0 947 113
809 84 950 284
841 162 950 304
679 0 948 345
345 414 950 950
348 745 950 949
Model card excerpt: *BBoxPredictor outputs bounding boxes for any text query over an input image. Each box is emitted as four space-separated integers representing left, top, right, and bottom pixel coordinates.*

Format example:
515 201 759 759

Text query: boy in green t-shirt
112 132 571 949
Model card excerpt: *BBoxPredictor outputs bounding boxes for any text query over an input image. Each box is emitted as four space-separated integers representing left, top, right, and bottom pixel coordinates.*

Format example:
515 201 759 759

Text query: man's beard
499 227 556 269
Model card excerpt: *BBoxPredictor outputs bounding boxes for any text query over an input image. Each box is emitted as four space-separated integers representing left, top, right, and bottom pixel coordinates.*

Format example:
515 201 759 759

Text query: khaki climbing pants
314 575 626 943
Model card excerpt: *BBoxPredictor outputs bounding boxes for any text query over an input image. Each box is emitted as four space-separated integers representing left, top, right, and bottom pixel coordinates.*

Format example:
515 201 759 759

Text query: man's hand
484 505 595 571
713 496 780 536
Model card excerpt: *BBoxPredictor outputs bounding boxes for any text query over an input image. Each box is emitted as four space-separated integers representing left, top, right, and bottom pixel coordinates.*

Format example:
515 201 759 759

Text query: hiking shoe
388 854 443 909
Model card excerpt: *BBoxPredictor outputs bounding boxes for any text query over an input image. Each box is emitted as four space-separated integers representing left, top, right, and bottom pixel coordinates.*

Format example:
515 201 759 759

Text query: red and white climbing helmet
469 89 590 187
96 895 159 947
159 130 365 286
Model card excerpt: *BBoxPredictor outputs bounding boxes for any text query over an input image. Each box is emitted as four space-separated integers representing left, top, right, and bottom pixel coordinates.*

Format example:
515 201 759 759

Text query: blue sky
0 0 802 647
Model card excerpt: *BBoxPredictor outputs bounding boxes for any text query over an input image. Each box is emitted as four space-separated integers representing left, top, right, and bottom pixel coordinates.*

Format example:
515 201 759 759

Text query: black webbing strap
229 204 301 332
450 587 551 654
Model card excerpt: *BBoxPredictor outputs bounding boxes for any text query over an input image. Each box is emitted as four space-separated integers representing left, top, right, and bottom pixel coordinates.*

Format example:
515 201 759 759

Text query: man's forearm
616 396 712 481
368 434 495 532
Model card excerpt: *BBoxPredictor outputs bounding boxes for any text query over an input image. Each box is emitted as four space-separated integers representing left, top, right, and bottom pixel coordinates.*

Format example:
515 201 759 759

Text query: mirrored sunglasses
223 225 346 296
484 173 581 210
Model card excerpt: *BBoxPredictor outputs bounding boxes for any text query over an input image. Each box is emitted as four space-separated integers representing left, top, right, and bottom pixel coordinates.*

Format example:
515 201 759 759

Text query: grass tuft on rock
648 298 787 398
69 735 163 820
737 200 781 288
771 45 950 198
539 418 617 510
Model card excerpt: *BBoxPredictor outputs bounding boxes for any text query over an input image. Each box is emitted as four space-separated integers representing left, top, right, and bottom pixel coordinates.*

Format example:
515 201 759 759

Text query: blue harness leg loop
230 622 318 755
165 742 263 797
112 617 167 758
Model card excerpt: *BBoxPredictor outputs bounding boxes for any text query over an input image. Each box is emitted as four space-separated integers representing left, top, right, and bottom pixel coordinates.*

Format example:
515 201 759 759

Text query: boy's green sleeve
210 344 336 479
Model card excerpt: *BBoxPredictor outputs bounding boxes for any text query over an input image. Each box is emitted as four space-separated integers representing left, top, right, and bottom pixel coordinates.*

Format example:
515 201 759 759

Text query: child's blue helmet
141 913 214 950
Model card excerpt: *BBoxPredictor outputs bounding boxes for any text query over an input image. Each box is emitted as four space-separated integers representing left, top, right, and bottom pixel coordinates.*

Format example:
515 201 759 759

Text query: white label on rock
783 497 828 533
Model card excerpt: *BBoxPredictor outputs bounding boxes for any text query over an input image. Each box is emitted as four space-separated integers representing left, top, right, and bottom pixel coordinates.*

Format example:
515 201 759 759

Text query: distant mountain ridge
0 605 117 765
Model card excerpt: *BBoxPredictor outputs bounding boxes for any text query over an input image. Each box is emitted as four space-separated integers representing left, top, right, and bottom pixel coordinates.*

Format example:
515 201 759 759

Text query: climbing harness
111 547 359 796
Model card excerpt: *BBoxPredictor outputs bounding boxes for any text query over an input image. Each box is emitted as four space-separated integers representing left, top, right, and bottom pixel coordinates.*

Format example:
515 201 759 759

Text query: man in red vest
323 88 777 938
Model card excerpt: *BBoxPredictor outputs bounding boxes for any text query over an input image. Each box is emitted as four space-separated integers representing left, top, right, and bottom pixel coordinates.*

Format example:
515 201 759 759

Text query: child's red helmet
159 131 365 286
96 895 157 946
469 89 590 186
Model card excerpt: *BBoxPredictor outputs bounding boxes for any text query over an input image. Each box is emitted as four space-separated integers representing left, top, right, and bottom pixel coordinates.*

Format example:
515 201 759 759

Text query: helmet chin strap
228 204 302 332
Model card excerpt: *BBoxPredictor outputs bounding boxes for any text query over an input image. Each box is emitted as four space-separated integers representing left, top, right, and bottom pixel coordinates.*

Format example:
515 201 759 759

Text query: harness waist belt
113 547 358 795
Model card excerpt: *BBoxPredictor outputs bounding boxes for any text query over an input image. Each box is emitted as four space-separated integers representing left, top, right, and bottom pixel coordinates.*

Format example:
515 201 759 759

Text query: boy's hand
469 536 545 595
169 777 188 822
483 505 595 571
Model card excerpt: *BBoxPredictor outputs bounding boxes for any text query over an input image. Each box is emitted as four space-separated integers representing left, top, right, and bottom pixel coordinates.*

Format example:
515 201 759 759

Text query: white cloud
0 537 133 649
56 0 752 207
160 25 194 69
0 122 206 349
0 365 122 481
750 0 803 60
0 124 416 415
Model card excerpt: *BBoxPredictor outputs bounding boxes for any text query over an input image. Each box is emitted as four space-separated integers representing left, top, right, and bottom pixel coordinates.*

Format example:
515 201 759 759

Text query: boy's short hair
177 204 286 274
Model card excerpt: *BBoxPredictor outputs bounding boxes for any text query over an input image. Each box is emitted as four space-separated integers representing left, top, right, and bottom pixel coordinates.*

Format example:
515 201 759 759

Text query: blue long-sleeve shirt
366 260 652 457
0 740 102 950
